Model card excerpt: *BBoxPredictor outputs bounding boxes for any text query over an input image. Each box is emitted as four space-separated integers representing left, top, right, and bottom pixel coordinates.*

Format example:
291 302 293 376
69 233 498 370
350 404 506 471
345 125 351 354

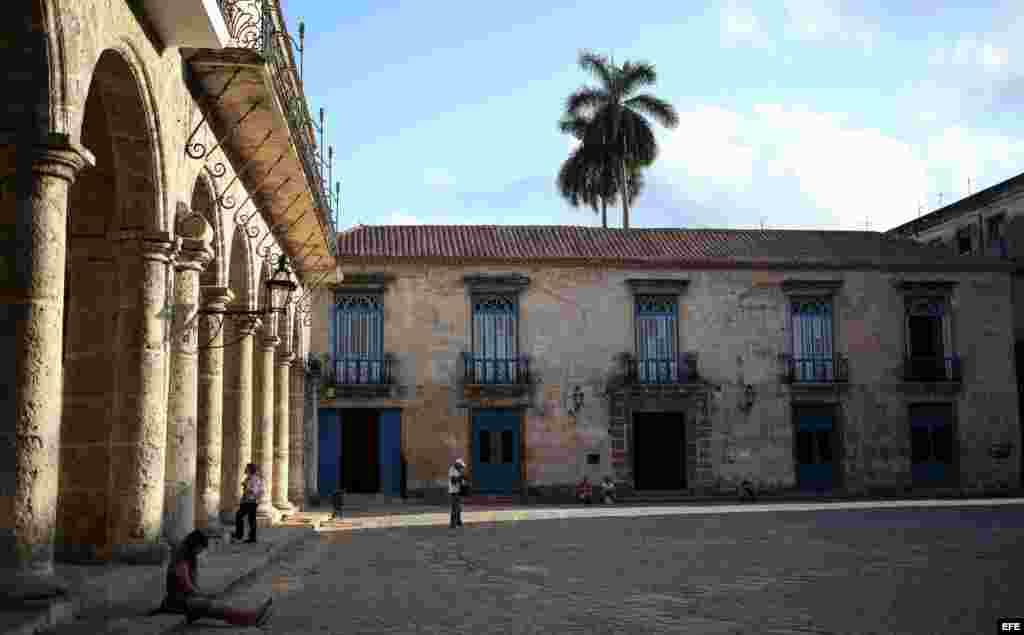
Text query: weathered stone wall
313 262 1020 495
5 0 315 564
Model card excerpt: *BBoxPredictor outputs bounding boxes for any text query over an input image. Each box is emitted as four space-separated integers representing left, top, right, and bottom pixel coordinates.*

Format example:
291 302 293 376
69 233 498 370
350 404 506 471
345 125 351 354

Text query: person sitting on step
601 476 616 504
576 475 594 505
154 530 273 627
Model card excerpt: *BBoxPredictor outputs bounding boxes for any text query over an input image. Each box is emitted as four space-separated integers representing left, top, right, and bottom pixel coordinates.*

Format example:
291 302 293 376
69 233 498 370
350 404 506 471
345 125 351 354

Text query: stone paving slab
0 525 316 635
179 502 1024 635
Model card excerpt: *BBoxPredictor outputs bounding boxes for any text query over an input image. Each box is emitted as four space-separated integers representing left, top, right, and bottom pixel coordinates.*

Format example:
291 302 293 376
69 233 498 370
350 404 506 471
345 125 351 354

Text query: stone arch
191 171 224 287
58 47 167 562
227 220 256 311
73 42 165 232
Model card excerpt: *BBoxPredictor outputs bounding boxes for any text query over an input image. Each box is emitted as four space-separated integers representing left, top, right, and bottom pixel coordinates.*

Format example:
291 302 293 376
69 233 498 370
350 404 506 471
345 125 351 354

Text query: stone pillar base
110 541 171 566
256 502 281 525
0 571 69 605
273 500 296 514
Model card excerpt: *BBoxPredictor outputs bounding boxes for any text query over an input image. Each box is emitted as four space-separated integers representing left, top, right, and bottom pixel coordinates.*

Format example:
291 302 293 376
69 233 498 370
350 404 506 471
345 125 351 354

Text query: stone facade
311 260 1020 500
2 0 327 600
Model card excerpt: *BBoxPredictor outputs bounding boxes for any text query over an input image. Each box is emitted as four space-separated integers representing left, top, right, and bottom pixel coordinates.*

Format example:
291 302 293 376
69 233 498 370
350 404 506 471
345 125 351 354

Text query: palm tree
557 139 645 228
563 50 678 229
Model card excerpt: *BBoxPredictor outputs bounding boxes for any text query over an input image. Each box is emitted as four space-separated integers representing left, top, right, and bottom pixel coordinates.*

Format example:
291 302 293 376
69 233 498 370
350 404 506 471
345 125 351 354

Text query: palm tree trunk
620 157 630 229
601 198 607 228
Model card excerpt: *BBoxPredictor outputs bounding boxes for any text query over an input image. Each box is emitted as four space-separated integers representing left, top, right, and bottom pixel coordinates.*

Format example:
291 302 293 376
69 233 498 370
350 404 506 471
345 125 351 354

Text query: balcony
624 353 699 385
782 355 850 384
183 0 338 282
903 355 962 382
320 355 395 400
461 353 531 400
141 0 231 48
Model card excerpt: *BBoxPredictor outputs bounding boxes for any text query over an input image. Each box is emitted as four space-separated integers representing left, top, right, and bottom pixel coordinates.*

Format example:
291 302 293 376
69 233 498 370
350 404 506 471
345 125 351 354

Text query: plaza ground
29 499 1024 635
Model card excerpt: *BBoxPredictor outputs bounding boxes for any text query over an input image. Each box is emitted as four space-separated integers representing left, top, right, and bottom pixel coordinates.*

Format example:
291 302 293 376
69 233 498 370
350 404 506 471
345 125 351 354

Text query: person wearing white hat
448 458 467 528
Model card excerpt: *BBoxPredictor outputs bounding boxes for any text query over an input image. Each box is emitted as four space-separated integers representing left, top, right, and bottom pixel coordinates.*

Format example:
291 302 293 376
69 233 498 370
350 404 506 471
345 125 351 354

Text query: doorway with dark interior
342 409 380 493
632 412 687 491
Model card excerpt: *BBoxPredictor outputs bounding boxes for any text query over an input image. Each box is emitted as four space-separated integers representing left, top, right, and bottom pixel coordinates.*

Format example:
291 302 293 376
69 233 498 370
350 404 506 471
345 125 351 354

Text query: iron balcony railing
625 353 699 385
903 355 962 382
783 355 849 384
216 0 338 258
462 353 531 385
323 355 393 386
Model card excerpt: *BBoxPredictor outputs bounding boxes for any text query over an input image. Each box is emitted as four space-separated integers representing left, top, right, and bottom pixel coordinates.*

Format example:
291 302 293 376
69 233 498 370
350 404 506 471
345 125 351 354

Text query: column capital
25 132 96 183
237 316 262 337
114 230 181 265
174 237 214 273
200 286 235 312
261 335 281 351
276 352 296 367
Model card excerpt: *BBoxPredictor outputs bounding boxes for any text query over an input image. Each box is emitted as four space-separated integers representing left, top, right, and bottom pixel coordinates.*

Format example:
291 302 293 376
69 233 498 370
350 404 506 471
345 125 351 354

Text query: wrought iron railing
323 355 393 386
625 353 699 385
783 355 849 383
903 355 962 382
216 0 338 258
462 353 531 385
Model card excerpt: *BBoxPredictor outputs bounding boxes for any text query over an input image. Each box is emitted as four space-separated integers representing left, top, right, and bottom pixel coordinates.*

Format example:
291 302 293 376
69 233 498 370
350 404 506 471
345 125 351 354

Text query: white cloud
387 210 420 225
720 2 772 50
929 35 1009 72
782 0 877 54
652 104 1024 230
423 167 456 188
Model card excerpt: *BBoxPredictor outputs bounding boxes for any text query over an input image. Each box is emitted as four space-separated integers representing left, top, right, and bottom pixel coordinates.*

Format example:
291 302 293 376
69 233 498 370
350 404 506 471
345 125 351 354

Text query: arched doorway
58 49 163 562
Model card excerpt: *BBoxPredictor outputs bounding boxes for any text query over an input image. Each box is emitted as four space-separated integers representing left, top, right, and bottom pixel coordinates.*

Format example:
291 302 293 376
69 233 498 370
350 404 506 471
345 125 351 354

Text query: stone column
163 223 213 545
304 362 321 503
195 287 233 532
107 230 180 564
288 362 306 505
273 352 295 512
0 135 93 600
219 318 258 523
254 332 281 523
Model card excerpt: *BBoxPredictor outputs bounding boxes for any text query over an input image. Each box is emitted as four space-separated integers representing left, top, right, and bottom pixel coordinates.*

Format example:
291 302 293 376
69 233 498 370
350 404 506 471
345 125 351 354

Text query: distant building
310 225 1020 504
887 174 1024 483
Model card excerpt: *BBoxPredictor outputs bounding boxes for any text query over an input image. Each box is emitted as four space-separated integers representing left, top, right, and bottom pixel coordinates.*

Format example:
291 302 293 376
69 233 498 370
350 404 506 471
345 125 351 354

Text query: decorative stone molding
277 351 296 367
780 279 843 296
625 278 690 295
200 286 235 311
892 280 957 295
463 273 530 294
261 335 281 351
30 141 96 183
333 272 395 292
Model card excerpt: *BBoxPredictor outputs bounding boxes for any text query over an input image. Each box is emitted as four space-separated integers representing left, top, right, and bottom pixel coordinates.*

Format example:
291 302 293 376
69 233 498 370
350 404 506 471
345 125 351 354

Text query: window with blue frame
471 294 517 383
791 298 834 382
635 295 678 383
335 294 383 384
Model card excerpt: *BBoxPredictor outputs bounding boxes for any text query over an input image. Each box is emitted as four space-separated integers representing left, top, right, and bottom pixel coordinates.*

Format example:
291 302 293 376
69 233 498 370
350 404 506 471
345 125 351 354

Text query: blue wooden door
471 409 519 494
910 404 954 486
795 407 836 492
378 409 402 496
318 409 341 499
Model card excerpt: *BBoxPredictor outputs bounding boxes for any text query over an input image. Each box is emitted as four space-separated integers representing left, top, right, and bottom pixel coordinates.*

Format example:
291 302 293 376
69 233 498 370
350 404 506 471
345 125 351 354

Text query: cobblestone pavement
157 503 1024 635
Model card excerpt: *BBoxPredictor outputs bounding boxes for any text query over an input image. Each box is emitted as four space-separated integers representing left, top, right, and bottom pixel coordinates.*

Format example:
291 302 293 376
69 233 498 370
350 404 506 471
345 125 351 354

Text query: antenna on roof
967 177 972 196
760 217 766 230
938 192 944 207
864 217 871 231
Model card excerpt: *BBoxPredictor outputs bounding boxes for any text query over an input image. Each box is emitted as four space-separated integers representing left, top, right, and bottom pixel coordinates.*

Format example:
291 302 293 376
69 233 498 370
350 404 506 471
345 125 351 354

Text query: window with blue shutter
635 295 678 383
471 294 517 383
791 298 834 382
335 294 384 383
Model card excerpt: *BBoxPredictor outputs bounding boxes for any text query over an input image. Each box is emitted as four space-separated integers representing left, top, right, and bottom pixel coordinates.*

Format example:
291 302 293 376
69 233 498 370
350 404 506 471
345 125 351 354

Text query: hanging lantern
265 254 297 315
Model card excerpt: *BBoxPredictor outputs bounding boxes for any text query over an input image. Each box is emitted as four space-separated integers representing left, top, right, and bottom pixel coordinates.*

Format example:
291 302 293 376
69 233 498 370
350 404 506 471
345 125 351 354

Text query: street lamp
264 254 297 315
567 385 585 419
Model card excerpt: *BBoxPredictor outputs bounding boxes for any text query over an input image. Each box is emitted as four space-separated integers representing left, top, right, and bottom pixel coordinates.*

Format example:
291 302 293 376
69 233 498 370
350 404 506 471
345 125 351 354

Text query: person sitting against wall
601 476 616 504
576 475 594 505
155 530 273 627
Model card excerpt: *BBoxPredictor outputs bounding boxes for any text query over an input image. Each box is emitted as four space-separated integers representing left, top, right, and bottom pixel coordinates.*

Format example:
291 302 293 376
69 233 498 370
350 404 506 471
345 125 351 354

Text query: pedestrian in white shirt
448 458 467 528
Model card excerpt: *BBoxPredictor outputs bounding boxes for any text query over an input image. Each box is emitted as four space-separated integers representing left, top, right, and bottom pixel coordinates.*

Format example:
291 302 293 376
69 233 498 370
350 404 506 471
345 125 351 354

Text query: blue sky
280 0 1024 232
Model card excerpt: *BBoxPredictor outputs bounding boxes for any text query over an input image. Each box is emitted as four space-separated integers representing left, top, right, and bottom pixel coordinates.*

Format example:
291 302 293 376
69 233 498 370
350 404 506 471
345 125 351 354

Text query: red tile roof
335 225 1011 270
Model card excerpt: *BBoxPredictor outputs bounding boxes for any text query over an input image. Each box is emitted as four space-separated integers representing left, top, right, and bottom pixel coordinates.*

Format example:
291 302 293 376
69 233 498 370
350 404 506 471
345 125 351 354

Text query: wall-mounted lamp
740 384 755 412
567 385 585 419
